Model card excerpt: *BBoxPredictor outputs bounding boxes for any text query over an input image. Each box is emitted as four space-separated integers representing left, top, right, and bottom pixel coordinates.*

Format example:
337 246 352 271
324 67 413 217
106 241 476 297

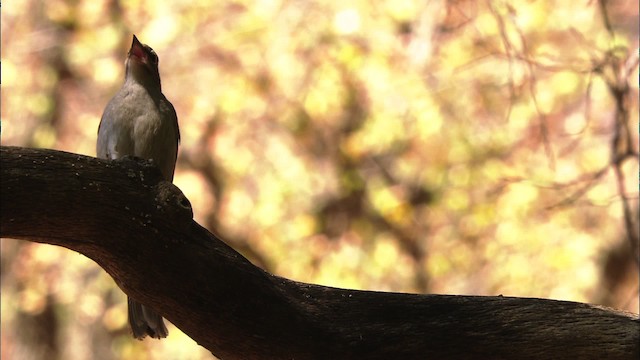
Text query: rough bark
1 146 638 360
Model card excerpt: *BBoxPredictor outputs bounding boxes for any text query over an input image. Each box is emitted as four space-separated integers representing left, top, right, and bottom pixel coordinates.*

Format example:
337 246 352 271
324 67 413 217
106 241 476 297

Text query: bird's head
125 35 162 91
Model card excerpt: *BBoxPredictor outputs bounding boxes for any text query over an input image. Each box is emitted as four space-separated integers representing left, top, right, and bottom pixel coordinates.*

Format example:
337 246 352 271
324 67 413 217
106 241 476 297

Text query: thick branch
1 146 638 360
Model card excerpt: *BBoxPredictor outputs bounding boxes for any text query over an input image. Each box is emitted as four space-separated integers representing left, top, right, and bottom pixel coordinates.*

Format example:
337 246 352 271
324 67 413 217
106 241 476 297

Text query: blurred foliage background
2 0 638 359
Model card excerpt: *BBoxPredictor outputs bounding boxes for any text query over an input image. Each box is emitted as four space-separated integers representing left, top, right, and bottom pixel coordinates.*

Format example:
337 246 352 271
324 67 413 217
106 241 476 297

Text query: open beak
129 35 146 62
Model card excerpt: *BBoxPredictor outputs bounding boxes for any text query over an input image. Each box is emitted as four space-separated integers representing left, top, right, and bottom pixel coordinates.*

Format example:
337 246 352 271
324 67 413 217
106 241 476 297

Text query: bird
96 35 179 339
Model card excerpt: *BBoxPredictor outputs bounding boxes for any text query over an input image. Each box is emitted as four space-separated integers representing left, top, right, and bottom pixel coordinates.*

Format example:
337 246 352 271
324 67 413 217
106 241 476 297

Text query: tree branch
1 146 637 360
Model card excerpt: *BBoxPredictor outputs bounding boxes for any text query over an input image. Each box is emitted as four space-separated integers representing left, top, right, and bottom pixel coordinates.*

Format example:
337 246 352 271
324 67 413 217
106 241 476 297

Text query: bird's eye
145 46 159 65
150 51 158 64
